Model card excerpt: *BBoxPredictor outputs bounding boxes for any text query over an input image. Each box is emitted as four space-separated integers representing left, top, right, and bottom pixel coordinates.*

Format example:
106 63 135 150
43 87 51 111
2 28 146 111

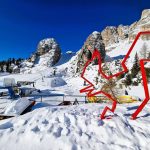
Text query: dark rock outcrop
30 38 61 67
76 31 106 73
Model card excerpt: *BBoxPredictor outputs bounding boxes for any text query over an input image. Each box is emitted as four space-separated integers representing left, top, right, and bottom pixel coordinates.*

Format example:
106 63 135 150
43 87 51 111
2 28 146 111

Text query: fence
28 94 106 105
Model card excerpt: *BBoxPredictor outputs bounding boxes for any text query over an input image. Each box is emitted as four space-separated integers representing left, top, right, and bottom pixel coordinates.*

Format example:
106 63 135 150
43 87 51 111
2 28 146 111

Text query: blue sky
0 0 149 60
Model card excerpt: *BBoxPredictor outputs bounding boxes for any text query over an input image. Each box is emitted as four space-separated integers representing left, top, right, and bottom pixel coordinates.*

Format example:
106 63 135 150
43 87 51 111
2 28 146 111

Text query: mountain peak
141 9 150 19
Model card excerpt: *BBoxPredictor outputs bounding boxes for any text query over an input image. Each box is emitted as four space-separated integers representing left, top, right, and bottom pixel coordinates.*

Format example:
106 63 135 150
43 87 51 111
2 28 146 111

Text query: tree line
124 43 150 86
0 58 23 73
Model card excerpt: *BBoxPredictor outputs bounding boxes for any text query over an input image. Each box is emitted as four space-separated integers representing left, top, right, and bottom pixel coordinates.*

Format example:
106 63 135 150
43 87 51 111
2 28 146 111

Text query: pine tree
98 43 106 62
147 52 150 59
145 68 150 82
12 58 15 64
8 58 12 66
131 53 140 78
85 50 92 60
93 58 98 65
124 74 132 86
117 73 125 80
95 77 98 85
140 43 148 59
6 62 10 73
0 65 3 72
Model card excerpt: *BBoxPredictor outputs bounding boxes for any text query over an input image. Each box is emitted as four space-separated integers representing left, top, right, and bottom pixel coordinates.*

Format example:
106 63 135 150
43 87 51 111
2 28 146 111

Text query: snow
38 38 57 48
66 51 73 54
107 39 150 60
0 103 150 150
0 73 41 82
0 61 149 149
54 52 76 66
0 64 149 150
0 73 10 77
4 98 32 116
3 78 16 87
0 16 149 150
145 62 150 68
46 77 67 87
0 98 12 114
92 31 100 38
127 84 150 100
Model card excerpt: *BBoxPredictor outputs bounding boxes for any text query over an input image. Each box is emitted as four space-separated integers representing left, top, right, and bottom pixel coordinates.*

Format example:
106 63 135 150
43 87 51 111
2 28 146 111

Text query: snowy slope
20 51 76 75
107 39 150 60
0 103 150 150
55 51 76 66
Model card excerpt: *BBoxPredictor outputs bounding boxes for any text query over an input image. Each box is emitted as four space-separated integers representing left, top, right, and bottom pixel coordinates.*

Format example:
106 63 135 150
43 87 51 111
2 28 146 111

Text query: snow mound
66 51 73 54
4 98 32 116
0 103 150 150
47 77 67 87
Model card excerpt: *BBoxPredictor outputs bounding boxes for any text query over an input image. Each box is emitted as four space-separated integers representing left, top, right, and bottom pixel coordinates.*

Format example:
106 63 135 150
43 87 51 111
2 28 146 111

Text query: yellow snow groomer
87 96 108 103
117 95 138 104
87 95 138 104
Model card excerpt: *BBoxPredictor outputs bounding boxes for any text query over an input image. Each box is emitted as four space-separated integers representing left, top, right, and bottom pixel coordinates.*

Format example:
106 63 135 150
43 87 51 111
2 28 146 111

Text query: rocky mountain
101 9 150 48
76 31 106 73
75 9 150 74
20 38 61 73
101 25 129 47
18 9 150 75
30 38 61 66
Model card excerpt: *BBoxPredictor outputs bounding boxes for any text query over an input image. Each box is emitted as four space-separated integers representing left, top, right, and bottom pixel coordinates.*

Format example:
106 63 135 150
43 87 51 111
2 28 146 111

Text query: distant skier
125 90 128 95
73 98 79 105
53 69 56 76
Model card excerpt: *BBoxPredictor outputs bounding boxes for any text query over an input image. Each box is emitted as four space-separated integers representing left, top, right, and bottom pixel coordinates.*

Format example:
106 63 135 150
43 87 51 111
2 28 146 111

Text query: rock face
76 31 106 73
30 38 61 67
20 9 149 75
20 38 61 73
101 9 150 47
101 26 128 47
141 9 150 19
101 26 129 46
76 9 150 74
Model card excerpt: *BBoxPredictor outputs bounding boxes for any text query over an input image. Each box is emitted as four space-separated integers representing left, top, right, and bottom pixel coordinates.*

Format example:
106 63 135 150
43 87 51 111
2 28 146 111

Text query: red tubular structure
80 31 150 120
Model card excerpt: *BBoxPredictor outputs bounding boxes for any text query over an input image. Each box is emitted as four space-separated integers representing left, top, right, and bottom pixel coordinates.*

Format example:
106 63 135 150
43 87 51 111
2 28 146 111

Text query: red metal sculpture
80 31 150 120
